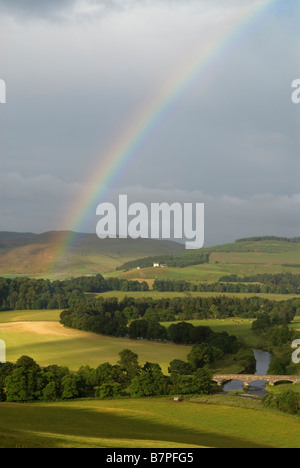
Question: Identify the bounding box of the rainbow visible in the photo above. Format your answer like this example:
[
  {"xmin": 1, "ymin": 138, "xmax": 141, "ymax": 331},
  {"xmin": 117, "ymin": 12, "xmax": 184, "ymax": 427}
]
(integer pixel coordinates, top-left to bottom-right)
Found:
[{"xmin": 49, "ymin": 0, "xmax": 280, "ymax": 274}]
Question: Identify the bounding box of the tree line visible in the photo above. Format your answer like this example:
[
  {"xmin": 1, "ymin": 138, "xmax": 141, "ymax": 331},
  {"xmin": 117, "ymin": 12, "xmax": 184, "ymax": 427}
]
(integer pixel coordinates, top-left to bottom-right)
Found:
[
  {"xmin": 0, "ymin": 350, "xmax": 214, "ymax": 402},
  {"xmin": 218, "ymin": 273, "xmax": 300, "ymax": 295},
  {"xmin": 59, "ymin": 294, "xmax": 296, "ymax": 327},
  {"xmin": 1, "ymin": 352, "xmax": 298, "ymax": 415},
  {"xmin": 153, "ymin": 273, "xmax": 300, "ymax": 295},
  {"xmin": 0, "ymin": 336, "xmax": 259, "ymax": 403},
  {"xmin": 2, "ymin": 272, "xmax": 299, "ymax": 314},
  {"xmin": 117, "ymin": 251, "xmax": 210, "ymax": 271},
  {"xmin": 235, "ymin": 236, "xmax": 300, "ymax": 244},
  {"xmin": 60, "ymin": 298, "xmax": 248, "ymax": 353},
  {"xmin": 0, "ymin": 275, "xmax": 148, "ymax": 311}
]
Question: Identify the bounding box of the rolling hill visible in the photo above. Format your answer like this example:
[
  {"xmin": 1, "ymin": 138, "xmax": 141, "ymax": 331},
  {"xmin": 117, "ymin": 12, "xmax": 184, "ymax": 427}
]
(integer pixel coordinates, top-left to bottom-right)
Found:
[
  {"xmin": 1, "ymin": 232, "xmax": 300, "ymax": 283},
  {"xmin": 0, "ymin": 231, "xmax": 185, "ymax": 279},
  {"xmin": 116, "ymin": 236, "xmax": 300, "ymax": 283}
]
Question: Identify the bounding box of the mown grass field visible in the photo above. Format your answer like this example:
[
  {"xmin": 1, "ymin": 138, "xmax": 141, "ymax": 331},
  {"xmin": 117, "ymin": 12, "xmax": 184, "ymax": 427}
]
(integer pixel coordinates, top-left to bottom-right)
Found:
[{"xmin": 0, "ymin": 397, "xmax": 299, "ymax": 448}]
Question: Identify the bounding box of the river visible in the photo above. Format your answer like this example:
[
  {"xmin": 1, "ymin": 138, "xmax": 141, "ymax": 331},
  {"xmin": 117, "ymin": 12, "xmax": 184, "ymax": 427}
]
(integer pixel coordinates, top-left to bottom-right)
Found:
[{"xmin": 223, "ymin": 350, "xmax": 272, "ymax": 398}]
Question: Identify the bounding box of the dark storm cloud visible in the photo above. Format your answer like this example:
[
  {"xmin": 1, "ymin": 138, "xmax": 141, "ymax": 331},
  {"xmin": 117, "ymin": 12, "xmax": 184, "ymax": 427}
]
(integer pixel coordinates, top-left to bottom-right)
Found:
[
  {"xmin": 0, "ymin": 0, "xmax": 76, "ymax": 19},
  {"xmin": 0, "ymin": 0, "xmax": 196, "ymax": 21}
]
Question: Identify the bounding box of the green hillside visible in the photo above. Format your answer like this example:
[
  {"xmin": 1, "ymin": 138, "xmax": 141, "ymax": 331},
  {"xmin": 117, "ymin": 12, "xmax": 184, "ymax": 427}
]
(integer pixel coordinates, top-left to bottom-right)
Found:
[
  {"xmin": 116, "ymin": 237, "xmax": 300, "ymax": 283},
  {"xmin": 2, "ymin": 233, "xmax": 300, "ymax": 283},
  {"xmin": 1, "ymin": 397, "xmax": 300, "ymax": 448},
  {"xmin": 0, "ymin": 232, "xmax": 184, "ymax": 279}
]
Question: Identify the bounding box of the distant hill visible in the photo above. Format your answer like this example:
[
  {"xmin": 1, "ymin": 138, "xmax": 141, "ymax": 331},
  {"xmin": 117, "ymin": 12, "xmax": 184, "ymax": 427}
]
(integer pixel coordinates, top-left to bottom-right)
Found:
[
  {"xmin": 118, "ymin": 237, "xmax": 300, "ymax": 270},
  {"xmin": 1, "ymin": 232, "xmax": 300, "ymax": 282},
  {"xmin": 116, "ymin": 237, "xmax": 300, "ymax": 283},
  {"xmin": 0, "ymin": 231, "xmax": 185, "ymax": 278}
]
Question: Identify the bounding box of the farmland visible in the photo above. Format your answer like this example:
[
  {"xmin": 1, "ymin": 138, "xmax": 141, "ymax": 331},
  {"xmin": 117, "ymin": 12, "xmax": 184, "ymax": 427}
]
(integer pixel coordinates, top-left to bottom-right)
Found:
[
  {"xmin": 0, "ymin": 310, "xmax": 191, "ymax": 373},
  {"xmin": 1, "ymin": 236, "xmax": 300, "ymax": 448},
  {"xmin": 0, "ymin": 397, "xmax": 300, "ymax": 448}
]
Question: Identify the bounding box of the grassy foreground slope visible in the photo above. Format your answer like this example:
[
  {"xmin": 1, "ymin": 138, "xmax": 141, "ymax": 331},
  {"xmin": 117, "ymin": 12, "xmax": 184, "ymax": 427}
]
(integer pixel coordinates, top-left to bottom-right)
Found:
[{"xmin": 0, "ymin": 397, "xmax": 300, "ymax": 448}]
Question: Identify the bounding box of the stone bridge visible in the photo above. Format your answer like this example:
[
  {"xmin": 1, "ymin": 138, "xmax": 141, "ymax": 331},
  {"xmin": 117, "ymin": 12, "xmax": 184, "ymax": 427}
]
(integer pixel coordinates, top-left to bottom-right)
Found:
[{"xmin": 213, "ymin": 374, "xmax": 300, "ymax": 387}]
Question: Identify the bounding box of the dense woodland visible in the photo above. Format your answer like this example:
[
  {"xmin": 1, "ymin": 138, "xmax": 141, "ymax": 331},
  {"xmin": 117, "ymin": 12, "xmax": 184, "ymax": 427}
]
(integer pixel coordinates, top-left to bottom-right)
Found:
[
  {"xmin": 59, "ymin": 296, "xmax": 252, "ymax": 349},
  {"xmin": 0, "ymin": 275, "xmax": 148, "ymax": 311},
  {"xmin": 2, "ymin": 269, "xmax": 299, "ymax": 316}
]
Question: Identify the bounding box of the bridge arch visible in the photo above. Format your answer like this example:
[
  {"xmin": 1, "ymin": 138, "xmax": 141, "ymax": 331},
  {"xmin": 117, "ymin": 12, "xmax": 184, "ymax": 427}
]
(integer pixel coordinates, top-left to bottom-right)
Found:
[{"xmin": 272, "ymin": 378, "xmax": 296, "ymax": 386}]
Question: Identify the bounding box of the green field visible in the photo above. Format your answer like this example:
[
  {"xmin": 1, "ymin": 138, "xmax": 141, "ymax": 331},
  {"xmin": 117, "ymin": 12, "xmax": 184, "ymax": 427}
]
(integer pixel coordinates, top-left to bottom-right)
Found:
[
  {"xmin": 0, "ymin": 310, "xmax": 296, "ymax": 372},
  {"xmin": 0, "ymin": 309, "xmax": 61, "ymax": 323},
  {"xmin": 0, "ymin": 303, "xmax": 299, "ymax": 449},
  {"xmin": 115, "ymin": 240, "xmax": 300, "ymax": 283},
  {"xmin": 0, "ymin": 397, "xmax": 299, "ymax": 448},
  {"xmin": 116, "ymin": 263, "xmax": 300, "ymax": 283},
  {"xmin": 93, "ymin": 290, "xmax": 298, "ymax": 302},
  {"xmin": 0, "ymin": 310, "xmax": 191, "ymax": 373},
  {"xmin": 161, "ymin": 318, "xmax": 260, "ymax": 348}
]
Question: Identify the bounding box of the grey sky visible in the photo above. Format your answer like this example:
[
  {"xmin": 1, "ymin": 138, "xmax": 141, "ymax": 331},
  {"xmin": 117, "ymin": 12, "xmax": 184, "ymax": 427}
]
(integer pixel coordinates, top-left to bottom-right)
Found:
[{"xmin": 0, "ymin": 0, "xmax": 299, "ymax": 246}]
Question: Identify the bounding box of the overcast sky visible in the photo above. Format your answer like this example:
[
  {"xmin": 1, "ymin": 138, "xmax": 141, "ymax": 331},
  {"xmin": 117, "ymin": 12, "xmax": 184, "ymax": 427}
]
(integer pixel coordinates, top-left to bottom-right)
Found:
[{"xmin": 0, "ymin": 0, "xmax": 299, "ymax": 246}]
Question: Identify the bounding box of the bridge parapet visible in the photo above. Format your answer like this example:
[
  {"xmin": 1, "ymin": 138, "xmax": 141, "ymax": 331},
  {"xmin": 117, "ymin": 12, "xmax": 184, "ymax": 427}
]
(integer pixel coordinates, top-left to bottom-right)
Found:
[{"xmin": 213, "ymin": 374, "xmax": 300, "ymax": 387}]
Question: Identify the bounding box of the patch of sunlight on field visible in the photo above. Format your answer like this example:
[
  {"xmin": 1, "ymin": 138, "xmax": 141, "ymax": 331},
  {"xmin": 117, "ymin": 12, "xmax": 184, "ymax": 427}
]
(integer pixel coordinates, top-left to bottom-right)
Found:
[
  {"xmin": 0, "ymin": 310, "xmax": 61, "ymax": 323},
  {"xmin": 0, "ymin": 320, "xmax": 191, "ymax": 372}
]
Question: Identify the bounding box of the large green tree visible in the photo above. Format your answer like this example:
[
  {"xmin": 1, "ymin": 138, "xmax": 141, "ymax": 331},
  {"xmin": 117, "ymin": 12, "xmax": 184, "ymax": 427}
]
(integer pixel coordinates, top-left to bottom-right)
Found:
[{"xmin": 118, "ymin": 349, "xmax": 141, "ymax": 383}]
